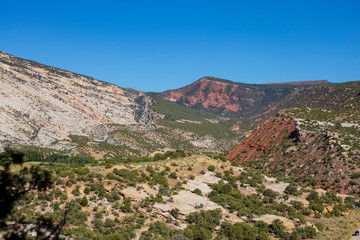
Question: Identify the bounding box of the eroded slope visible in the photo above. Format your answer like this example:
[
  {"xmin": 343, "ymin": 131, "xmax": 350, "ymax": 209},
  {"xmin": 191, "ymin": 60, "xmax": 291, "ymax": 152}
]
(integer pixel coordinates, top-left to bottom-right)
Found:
[
  {"xmin": 0, "ymin": 51, "xmax": 157, "ymax": 151},
  {"xmin": 228, "ymin": 108, "xmax": 360, "ymax": 194}
]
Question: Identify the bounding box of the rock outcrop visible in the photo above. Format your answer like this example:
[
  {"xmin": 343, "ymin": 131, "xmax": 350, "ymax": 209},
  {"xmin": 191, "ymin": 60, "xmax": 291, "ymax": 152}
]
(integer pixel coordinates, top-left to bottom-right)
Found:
[
  {"xmin": 161, "ymin": 76, "xmax": 309, "ymax": 116},
  {"xmin": 0, "ymin": 51, "xmax": 159, "ymax": 150},
  {"xmin": 227, "ymin": 113, "xmax": 297, "ymax": 162},
  {"xmin": 227, "ymin": 106, "xmax": 360, "ymax": 194}
]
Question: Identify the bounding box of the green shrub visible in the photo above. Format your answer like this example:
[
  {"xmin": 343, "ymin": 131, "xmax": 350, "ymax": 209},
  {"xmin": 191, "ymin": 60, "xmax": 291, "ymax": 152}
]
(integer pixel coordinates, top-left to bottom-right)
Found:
[
  {"xmin": 314, "ymin": 222, "xmax": 324, "ymax": 231},
  {"xmin": 80, "ymin": 196, "xmax": 88, "ymax": 207},
  {"xmin": 169, "ymin": 172, "xmax": 178, "ymax": 179},
  {"xmin": 187, "ymin": 209, "xmax": 222, "ymax": 230},
  {"xmin": 270, "ymin": 219, "xmax": 288, "ymax": 239},
  {"xmin": 193, "ymin": 188, "xmax": 203, "ymax": 196},
  {"xmin": 121, "ymin": 198, "xmax": 132, "ymax": 213},
  {"xmin": 104, "ymin": 218, "xmax": 116, "ymax": 228},
  {"xmin": 170, "ymin": 208, "xmax": 180, "ymax": 218},
  {"xmin": 284, "ymin": 184, "xmax": 298, "ymax": 195},
  {"xmin": 84, "ymin": 186, "xmax": 90, "ymax": 195},
  {"xmin": 263, "ymin": 188, "xmax": 279, "ymax": 198},
  {"xmin": 71, "ymin": 185, "xmax": 80, "ymax": 196},
  {"xmin": 309, "ymin": 202, "xmax": 324, "ymax": 213},
  {"xmin": 208, "ymin": 165, "xmax": 215, "ymax": 171}
]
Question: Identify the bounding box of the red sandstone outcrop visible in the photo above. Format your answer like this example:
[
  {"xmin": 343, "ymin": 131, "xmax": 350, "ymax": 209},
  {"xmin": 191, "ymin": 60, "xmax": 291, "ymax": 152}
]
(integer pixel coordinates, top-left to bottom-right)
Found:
[
  {"xmin": 227, "ymin": 113, "xmax": 296, "ymax": 162},
  {"xmin": 161, "ymin": 76, "xmax": 308, "ymax": 116}
]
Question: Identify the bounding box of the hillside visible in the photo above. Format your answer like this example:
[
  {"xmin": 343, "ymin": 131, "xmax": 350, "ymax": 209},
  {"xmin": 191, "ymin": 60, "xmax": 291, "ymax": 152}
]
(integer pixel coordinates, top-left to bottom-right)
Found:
[
  {"xmin": 3, "ymin": 151, "xmax": 360, "ymax": 239},
  {"xmin": 291, "ymin": 81, "xmax": 360, "ymax": 111},
  {"xmin": 228, "ymin": 105, "xmax": 360, "ymax": 195},
  {"xmin": 0, "ymin": 52, "xmax": 244, "ymax": 157},
  {"xmin": 0, "ymin": 51, "xmax": 159, "ymax": 149},
  {"xmin": 1, "ymin": 51, "xmax": 359, "ymax": 162},
  {"xmin": 1, "ymin": 51, "xmax": 360, "ymax": 239},
  {"xmin": 160, "ymin": 76, "xmax": 329, "ymax": 117}
]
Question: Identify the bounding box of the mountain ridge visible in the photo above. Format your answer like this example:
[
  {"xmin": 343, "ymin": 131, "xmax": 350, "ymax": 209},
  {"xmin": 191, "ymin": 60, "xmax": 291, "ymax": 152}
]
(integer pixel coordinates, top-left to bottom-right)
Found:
[
  {"xmin": 1, "ymin": 50, "xmax": 359, "ymax": 163},
  {"xmin": 262, "ymin": 79, "xmax": 331, "ymax": 85},
  {"xmin": 0, "ymin": 51, "xmax": 245, "ymax": 156},
  {"xmin": 0, "ymin": 51, "xmax": 160, "ymax": 152},
  {"xmin": 161, "ymin": 76, "xmax": 315, "ymax": 116}
]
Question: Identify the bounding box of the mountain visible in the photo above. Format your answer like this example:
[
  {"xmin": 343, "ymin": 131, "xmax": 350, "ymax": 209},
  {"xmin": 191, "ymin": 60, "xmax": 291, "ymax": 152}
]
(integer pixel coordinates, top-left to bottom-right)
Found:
[
  {"xmin": 160, "ymin": 76, "xmax": 330, "ymax": 116},
  {"xmin": 0, "ymin": 51, "xmax": 161, "ymax": 152},
  {"xmin": 2, "ymin": 50, "xmax": 359, "ymax": 163},
  {"xmin": 226, "ymin": 78, "xmax": 360, "ymax": 162},
  {"xmin": 2, "ymin": 54, "xmax": 360, "ymax": 239},
  {"xmin": 0, "ymin": 52, "xmax": 243, "ymax": 156}
]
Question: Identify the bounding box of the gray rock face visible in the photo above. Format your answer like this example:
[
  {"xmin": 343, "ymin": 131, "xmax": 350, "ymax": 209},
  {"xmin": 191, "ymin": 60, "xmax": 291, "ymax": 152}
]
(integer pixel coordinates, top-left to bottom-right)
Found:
[{"xmin": 0, "ymin": 51, "xmax": 158, "ymax": 150}]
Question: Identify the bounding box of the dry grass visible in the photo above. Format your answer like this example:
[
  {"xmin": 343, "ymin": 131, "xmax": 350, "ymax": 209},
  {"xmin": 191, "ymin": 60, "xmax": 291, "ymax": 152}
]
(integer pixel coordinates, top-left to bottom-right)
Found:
[
  {"xmin": 0, "ymin": 161, "xmax": 43, "ymax": 171},
  {"xmin": 313, "ymin": 209, "xmax": 360, "ymax": 240}
]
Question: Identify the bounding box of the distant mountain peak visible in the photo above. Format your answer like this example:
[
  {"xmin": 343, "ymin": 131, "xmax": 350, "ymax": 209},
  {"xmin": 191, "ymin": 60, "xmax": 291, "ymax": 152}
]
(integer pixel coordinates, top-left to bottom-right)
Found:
[
  {"xmin": 161, "ymin": 76, "xmax": 306, "ymax": 115},
  {"xmin": 198, "ymin": 76, "xmax": 229, "ymax": 82},
  {"xmin": 196, "ymin": 76, "xmax": 240, "ymax": 85}
]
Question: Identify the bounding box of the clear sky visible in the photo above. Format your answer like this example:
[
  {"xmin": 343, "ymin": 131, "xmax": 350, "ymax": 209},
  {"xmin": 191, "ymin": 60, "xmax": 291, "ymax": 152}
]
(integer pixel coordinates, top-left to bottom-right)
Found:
[{"xmin": 0, "ymin": 0, "xmax": 359, "ymax": 92}]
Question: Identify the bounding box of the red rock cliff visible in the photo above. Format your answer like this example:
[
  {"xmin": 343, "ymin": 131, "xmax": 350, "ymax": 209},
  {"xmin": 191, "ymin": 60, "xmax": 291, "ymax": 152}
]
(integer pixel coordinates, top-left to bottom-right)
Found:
[{"xmin": 227, "ymin": 113, "xmax": 296, "ymax": 162}]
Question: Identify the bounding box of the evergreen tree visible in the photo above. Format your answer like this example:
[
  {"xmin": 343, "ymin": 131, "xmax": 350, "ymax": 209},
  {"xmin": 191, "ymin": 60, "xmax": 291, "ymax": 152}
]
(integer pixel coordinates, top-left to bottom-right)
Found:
[{"xmin": 80, "ymin": 196, "xmax": 88, "ymax": 207}]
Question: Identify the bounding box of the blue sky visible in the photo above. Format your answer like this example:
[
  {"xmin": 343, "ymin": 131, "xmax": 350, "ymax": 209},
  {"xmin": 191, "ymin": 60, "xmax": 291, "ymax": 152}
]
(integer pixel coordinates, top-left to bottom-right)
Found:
[{"xmin": 0, "ymin": 0, "xmax": 359, "ymax": 92}]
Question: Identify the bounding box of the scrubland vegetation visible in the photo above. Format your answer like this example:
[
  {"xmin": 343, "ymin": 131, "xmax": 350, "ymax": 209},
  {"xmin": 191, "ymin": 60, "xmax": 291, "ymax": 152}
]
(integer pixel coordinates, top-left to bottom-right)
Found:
[{"xmin": 1, "ymin": 148, "xmax": 359, "ymax": 240}]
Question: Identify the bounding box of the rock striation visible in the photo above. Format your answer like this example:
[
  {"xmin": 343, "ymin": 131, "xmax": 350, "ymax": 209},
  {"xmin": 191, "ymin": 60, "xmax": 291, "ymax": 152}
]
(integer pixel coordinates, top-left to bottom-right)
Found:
[
  {"xmin": 227, "ymin": 113, "xmax": 297, "ymax": 162},
  {"xmin": 161, "ymin": 76, "xmax": 310, "ymax": 116},
  {"xmin": 0, "ymin": 51, "xmax": 159, "ymax": 150}
]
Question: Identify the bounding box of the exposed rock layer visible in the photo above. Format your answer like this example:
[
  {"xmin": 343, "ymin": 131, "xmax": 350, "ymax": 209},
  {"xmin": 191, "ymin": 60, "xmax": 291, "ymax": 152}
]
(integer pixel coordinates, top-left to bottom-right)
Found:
[
  {"xmin": 161, "ymin": 76, "xmax": 313, "ymax": 116},
  {"xmin": 227, "ymin": 108, "xmax": 360, "ymax": 194},
  {"xmin": 227, "ymin": 113, "xmax": 296, "ymax": 161},
  {"xmin": 0, "ymin": 51, "xmax": 158, "ymax": 150}
]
